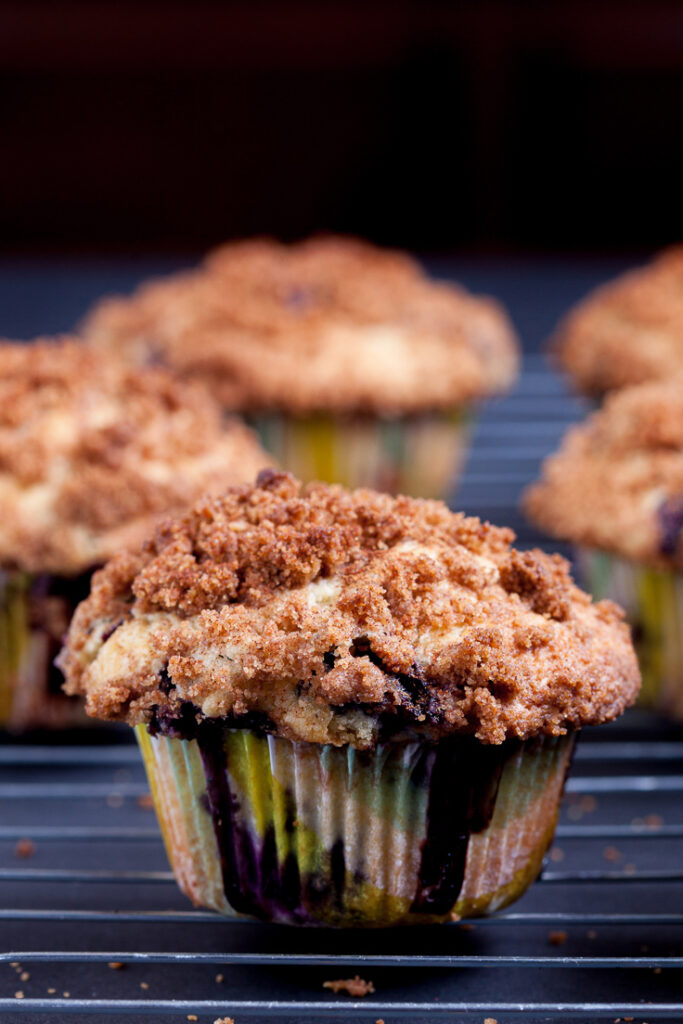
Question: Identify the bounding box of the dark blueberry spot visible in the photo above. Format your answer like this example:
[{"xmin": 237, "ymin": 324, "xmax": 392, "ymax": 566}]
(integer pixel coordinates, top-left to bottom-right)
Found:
[
  {"xmin": 323, "ymin": 648, "xmax": 337, "ymax": 671},
  {"xmin": 158, "ymin": 666, "xmax": 175, "ymax": 695},
  {"xmin": 658, "ymin": 496, "xmax": 683, "ymax": 557},
  {"xmin": 223, "ymin": 710, "xmax": 276, "ymax": 734},
  {"xmin": 101, "ymin": 618, "xmax": 124, "ymax": 644},
  {"xmin": 148, "ymin": 701, "xmax": 199, "ymax": 740}
]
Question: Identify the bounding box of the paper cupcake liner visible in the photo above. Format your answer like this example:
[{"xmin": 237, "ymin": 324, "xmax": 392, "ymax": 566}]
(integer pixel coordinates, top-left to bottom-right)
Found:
[
  {"xmin": 577, "ymin": 548, "xmax": 683, "ymax": 716},
  {"xmin": 0, "ymin": 569, "xmax": 89, "ymax": 731},
  {"xmin": 249, "ymin": 410, "xmax": 473, "ymax": 499},
  {"xmin": 136, "ymin": 723, "xmax": 574, "ymax": 927}
]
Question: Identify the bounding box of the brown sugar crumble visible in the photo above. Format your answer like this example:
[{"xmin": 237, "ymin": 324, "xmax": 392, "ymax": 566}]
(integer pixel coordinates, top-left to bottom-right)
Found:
[
  {"xmin": 0, "ymin": 337, "xmax": 271, "ymax": 575},
  {"xmin": 107, "ymin": 962, "xmax": 124, "ymax": 970},
  {"xmin": 83, "ymin": 235, "xmax": 519, "ymax": 415},
  {"xmin": 213, "ymin": 1018, "xmax": 235, "ymax": 1024},
  {"xmin": 13, "ymin": 838, "xmax": 35, "ymax": 859},
  {"xmin": 323, "ymin": 975, "xmax": 375, "ymax": 997},
  {"xmin": 60, "ymin": 472, "xmax": 640, "ymax": 748}
]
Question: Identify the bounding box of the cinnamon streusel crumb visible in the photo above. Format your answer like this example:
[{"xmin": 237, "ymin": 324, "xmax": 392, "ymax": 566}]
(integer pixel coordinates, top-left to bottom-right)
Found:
[
  {"xmin": 525, "ymin": 377, "xmax": 683, "ymax": 569},
  {"xmin": 0, "ymin": 337, "xmax": 272, "ymax": 574},
  {"xmin": 83, "ymin": 236, "xmax": 519, "ymax": 414},
  {"xmin": 554, "ymin": 246, "xmax": 683, "ymax": 395},
  {"xmin": 60, "ymin": 472, "xmax": 640, "ymax": 748}
]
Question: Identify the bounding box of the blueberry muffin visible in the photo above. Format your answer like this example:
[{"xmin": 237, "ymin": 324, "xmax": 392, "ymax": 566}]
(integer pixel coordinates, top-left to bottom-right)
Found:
[
  {"xmin": 82, "ymin": 236, "xmax": 519, "ymax": 499},
  {"xmin": 555, "ymin": 246, "xmax": 683, "ymax": 397},
  {"xmin": 60, "ymin": 471, "xmax": 638, "ymax": 926},
  {"xmin": 526, "ymin": 378, "xmax": 683, "ymax": 714},
  {"xmin": 0, "ymin": 338, "xmax": 272, "ymax": 730}
]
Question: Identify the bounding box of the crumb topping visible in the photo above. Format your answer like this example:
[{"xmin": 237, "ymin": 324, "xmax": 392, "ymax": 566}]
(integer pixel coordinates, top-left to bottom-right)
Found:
[
  {"xmin": 0, "ymin": 338, "xmax": 272, "ymax": 574},
  {"xmin": 555, "ymin": 246, "xmax": 683, "ymax": 395},
  {"xmin": 82, "ymin": 236, "xmax": 519, "ymax": 414},
  {"xmin": 525, "ymin": 378, "xmax": 683, "ymax": 569},
  {"xmin": 60, "ymin": 472, "xmax": 640, "ymax": 747}
]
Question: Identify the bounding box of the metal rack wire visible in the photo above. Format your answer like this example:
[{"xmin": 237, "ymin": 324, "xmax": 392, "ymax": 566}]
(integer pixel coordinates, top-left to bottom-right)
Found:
[{"xmin": 1, "ymin": 266, "xmax": 682, "ymax": 1021}]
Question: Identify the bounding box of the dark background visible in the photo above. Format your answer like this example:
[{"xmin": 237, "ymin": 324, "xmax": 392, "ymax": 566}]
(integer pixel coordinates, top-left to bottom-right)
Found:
[{"xmin": 1, "ymin": 0, "xmax": 682, "ymax": 256}]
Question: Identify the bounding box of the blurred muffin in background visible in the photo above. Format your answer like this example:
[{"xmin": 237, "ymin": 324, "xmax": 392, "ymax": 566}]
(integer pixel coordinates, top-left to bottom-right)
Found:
[
  {"xmin": 525, "ymin": 378, "xmax": 683, "ymax": 715},
  {"xmin": 60, "ymin": 471, "xmax": 638, "ymax": 927},
  {"xmin": 0, "ymin": 338, "xmax": 272, "ymax": 731},
  {"xmin": 554, "ymin": 246, "xmax": 683, "ymax": 398},
  {"xmin": 82, "ymin": 236, "xmax": 519, "ymax": 499}
]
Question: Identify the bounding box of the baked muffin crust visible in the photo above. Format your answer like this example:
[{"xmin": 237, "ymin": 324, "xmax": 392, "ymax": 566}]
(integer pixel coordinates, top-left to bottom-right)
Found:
[
  {"xmin": 525, "ymin": 378, "xmax": 683, "ymax": 570},
  {"xmin": 60, "ymin": 471, "xmax": 639, "ymax": 748},
  {"xmin": 82, "ymin": 236, "xmax": 519, "ymax": 414},
  {"xmin": 0, "ymin": 338, "xmax": 272, "ymax": 575},
  {"xmin": 555, "ymin": 246, "xmax": 683, "ymax": 395}
]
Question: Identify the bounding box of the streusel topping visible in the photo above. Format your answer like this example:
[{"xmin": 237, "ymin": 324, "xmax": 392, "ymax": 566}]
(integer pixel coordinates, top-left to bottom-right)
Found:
[
  {"xmin": 555, "ymin": 246, "xmax": 683, "ymax": 395},
  {"xmin": 525, "ymin": 378, "xmax": 683, "ymax": 569},
  {"xmin": 82, "ymin": 236, "xmax": 519, "ymax": 414},
  {"xmin": 0, "ymin": 338, "xmax": 272, "ymax": 574},
  {"xmin": 60, "ymin": 471, "xmax": 639, "ymax": 748}
]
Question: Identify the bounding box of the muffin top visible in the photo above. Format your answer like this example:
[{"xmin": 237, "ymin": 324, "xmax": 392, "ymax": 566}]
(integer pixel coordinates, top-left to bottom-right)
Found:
[
  {"xmin": 82, "ymin": 236, "xmax": 519, "ymax": 414},
  {"xmin": 60, "ymin": 471, "xmax": 639, "ymax": 748},
  {"xmin": 525, "ymin": 378, "xmax": 683, "ymax": 569},
  {"xmin": 555, "ymin": 246, "xmax": 683, "ymax": 395},
  {"xmin": 0, "ymin": 338, "xmax": 272, "ymax": 575}
]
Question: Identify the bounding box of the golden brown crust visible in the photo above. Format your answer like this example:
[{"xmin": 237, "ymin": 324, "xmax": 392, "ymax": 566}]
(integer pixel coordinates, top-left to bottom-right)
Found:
[
  {"xmin": 525, "ymin": 378, "xmax": 683, "ymax": 569},
  {"xmin": 59, "ymin": 472, "xmax": 640, "ymax": 747},
  {"xmin": 555, "ymin": 247, "xmax": 683, "ymax": 395},
  {"xmin": 0, "ymin": 338, "xmax": 273, "ymax": 575},
  {"xmin": 82, "ymin": 236, "xmax": 519, "ymax": 414}
]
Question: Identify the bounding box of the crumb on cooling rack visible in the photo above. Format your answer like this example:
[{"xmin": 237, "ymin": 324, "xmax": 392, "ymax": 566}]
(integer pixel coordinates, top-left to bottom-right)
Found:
[
  {"xmin": 549, "ymin": 930, "xmax": 568, "ymax": 946},
  {"xmin": 19, "ymin": 972, "xmax": 30, "ymax": 982},
  {"xmin": 549, "ymin": 846, "xmax": 565, "ymax": 862},
  {"xmin": 323, "ymin": 975, "xmax": 375, "ymax": 996},
  {"xmin": 213, "ymin": 1017, "xmax": 235, "ymax": 1024},
  {"xmin": 624, "ymin": 863, "xmax": 637, "ymax": 875},
  {"xmin": 186, "ymin": 1016, "xmax": 197, "ymax": 1022},
  {"xmin": 603, "ymin": 845, "xmax": 622, "ymax": 862},
  {"xmin": 108, "ymin": 962, "xmax": 124, "ymax": 970},
  {"xmin": 587, "ymin": 930, "xmax": 597, "ymax": 939},
  {"xmin": 47, "ymin": 988, "xmax": 56, "ymax": 994},
  {"xmin": 484, "ymin": 1018, "xmax": 499, "ymax": 1023},
  {"xmin": 137, "ymin": 793, "xmax": 154, "ymax": 809},
  {"xmin": 14, "ymin": 838, "xmax": 35, "ymax": 859},
  {"xmin": 14, "ymin": 992, "xmax": 23, "ymax": 999},
  {"xmin": 140, "ymin": 981, "xmax": 149, "ymax": 990},
  {"xmin": 215, "ymin": 973, "xmax": 224, "ymax": 983}
]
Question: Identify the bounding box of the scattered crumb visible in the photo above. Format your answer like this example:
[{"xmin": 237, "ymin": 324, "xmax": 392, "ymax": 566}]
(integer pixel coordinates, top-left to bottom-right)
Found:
[
  {"xmin": 459, "ymin": 923, "xmax": 476, "ymax": 931},
  {"xmin": 549, "ymin": 930, "xmax": 568, "ymax": 946},
  {"xmin": 603, "ymin": 845, "xmax": 622, "ymax": 862},
  {"xmin": 215, "ymin": 973, "xmax": 224, "ymax": 983},
  {"xmin": 323, "ymin": 975, "xmax": 375, "ymax": 997},
  {"xmin": 485, "ymin": 1019, "xmax": 498, "ymax": 1024},
  {"xmin": 580, "ymin": 795, "xmax": 597, "ymax": 813},
  {"xmin": 213, "ymin": 1018, "xmax": 235, "ymax": 1024},
  {"xmin": 137, "ymin": 793, "xmax": 154, "ymax": 810},
  {"xmin": 47, "ymin": 988, "xmax": 56, "ymax": 994},
  {"xmin": 63, "ymin": 991, "xmax": 70, "ymax": 997},
  {"xmin": 376, "ymin": 1020, "xmax": 386, "ymax": 1024},
  {"xmin": 107, "ymin": 793, "xmax": 124, "ymax": 809},
  {"xmin": 654, "ymin": 966, "xmax": 662, "ymax": 974},
  {"xmin": 587, "ymin": 930, "xmax": 597, "ymax": 939},
  {"xmin": 9, "ymin": 962, "xmax": 19, "ymax": 968},
  {"xmin": 644, "ymin": 814, "xmax": 663, "ymax": 828},
  {"xmin": 567, "ymin": 805, "xmax": 583, "ymax": 821},
  {"xmin": 549, "ymin": 846, "xmax": 565, "ymax": 862},
  {"xmin": 140, "ymin": 981, "xmax": 149, "ymax": 990},
  {"xmin": 624, "ymin": 863, "xmax": 637, "ymax": 875},
  {"xmin": 14, "ymin": 839, "xmax": 35, "ymax": 859},
  {"xmin": 108, "ymin": 962, "xmax": 124, "ymax": 970},
  {"xmin": 640, "ymin": 944, "xmax": 649, "ymax": 954},
  {"xmin": 19, "ymin": 972, "xmax": 30, "ymax": 982},
  {"xmin": 14, "ymin": 992, "xmax": 23, "ymax": 1000},
  {"xmin": 624, "ymin": 1018, "xmax": 634, "ymax": 1022},
  {"xmin": 187, "ymin": 1017, "xmax": 198, "ymax": 1022}
]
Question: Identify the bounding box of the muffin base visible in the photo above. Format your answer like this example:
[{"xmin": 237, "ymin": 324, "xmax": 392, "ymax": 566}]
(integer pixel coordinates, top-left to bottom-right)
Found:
[
  {"xmin": 0, "ymin": 569, "xmax": 91, "ymax": 731},
  {"xmin": 250, "ymin": 410, "xmax": 472, "ymax": 499},
  {"xmin": 577, "ymin": 548, "xmax": 682, "ymax": 714},
  {"xmin": 136, "ymin": 723, "xmax": 574, "ymax": 927}
]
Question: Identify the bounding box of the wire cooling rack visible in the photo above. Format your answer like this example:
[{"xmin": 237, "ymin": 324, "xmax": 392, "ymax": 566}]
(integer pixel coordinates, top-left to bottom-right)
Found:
[{"xmin": 1, "ymin": 258, "xmax": 681, "ymax": 1022}]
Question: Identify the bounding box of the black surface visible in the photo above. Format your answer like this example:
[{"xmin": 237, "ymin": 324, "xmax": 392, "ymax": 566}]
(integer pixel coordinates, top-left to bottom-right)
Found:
[{"xmin": 1, "ymin": 257, "xmax": 681, "ymax": 1021}]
